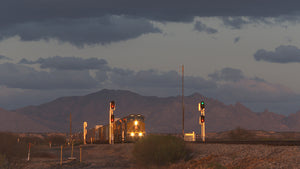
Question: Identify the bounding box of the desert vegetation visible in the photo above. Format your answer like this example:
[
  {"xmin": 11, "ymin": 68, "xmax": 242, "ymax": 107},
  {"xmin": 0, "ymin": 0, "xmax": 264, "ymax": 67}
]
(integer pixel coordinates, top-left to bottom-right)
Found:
[
  {"xmin": 132, "ymin": 135, "xmax": 191, "ymax": 167},
  {"xmin": 0, "ymin": 132, "xmax": 67, "ymax": 169},
  {"xmin": 1, "ymin": 130, "xmax": 300, "ymax": 168},
  {"xmin": 0, "ymin": 132, "xmax": 27, "ymax": 168},
  {"xmin": 228, "ymin": 127, "xmax": 255, "ymax": 141}
]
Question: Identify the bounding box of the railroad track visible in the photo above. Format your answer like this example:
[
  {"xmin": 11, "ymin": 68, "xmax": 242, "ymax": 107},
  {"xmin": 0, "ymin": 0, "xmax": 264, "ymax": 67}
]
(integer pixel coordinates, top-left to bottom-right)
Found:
[{"xmin": 193, "ymin": 140, "xmax": 300, "ymax": 146}]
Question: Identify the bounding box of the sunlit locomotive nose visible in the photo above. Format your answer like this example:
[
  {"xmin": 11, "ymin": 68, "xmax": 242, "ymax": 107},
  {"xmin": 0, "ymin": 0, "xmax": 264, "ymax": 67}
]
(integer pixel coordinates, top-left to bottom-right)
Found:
[{"xmin": 91, "ymin": 114, "xmax": 145, "ymax": 143}]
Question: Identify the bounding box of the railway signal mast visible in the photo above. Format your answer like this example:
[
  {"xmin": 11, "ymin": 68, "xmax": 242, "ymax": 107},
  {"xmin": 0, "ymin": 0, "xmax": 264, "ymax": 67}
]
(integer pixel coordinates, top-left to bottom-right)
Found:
[
  {"xmin": 109, "ymin": 101, "xmax": 115, "ymax": 144},
  {"xmin": 83, "ymin": 121, "xmax": 87, "ymax": 145},
  {"xmin": 199, "ymin": 101, "xmax": 206, "ymax": 142}
]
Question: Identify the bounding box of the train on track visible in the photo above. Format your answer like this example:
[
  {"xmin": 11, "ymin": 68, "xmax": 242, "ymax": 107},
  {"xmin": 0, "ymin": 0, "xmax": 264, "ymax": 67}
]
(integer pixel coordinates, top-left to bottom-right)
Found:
[{"xmin": 87, "ymin": 114, "xmax": 146, "ymax": 143}]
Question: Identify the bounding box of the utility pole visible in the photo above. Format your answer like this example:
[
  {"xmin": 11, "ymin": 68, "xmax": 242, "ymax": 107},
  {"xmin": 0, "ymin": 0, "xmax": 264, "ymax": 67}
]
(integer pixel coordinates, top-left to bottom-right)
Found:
[
  {"xmin": 199, "ymin": 101, "xmax": 206, "ymax": 142},
  {"xmin": 70, "ymin": 113, "xmax": 72, "ymax": 145},
  {"xmin": 182, "ymin": 65, "xmax": 185, "ymax": 138}
]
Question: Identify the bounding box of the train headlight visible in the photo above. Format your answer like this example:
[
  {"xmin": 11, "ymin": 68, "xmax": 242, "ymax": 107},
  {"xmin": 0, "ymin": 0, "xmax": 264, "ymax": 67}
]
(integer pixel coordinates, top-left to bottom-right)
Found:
[
  {"xmin": 134, "ymin": 120, "xmax": 138, "ymax": 126},
  {"xmin": 130, "ymin": 132, "xmax": 134, "ymax": 137},
  {"xmin": 139, "ymin": 132, "xmax": 143, "ymax": 136}
]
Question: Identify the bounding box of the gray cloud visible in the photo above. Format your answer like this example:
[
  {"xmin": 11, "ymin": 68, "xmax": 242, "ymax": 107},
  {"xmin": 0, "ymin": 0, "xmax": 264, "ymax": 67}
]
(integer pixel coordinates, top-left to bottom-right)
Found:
[
  {"xmin": 208, "ymin": 67, "xmax": 245, "ymax": 82},
  {"xmin": 0, "ymin": 55, "xmax": 11, "ymax": 60},
  {"xmin": 111, "ymin": 69, "xmax": 216, "ymax": 89},
  {"xmin": 211, "ymin": 79, "xmax": 295, "ymax": 103},
  {"xmin": 108, "ymin": 67, "xmax": 297, "ymax": 112},
  {"xmin": 254, "ymin": 45, "xmax": 300, "ymax": 63},
  {"xmin": 0, "ymin": 60, "xmax": 297, "ymax": 114},
  {"xmin": 0, "ymin": 16, "xmax": 161, "ymax": 46},
  {"xmin": 0, "ymin": 63, "xmax": 99, "ymax": 89},
  {"xmin": 20, "ymin": 56, "xmax": 110, "ymax": 70},
  {"xmin": 221, "ymin": 17, "xmax": 252, "ymax": 29},
  {"xmin": 194, "ymin": 21, "xmax": 218, "ymax": 34},
  {"xmin": 205, "ymin": 68, "xmax": 297, "ymax": 112},
  {"xmin": 234, "ymin": 37, "xmax": 240, "ymax": 44}
]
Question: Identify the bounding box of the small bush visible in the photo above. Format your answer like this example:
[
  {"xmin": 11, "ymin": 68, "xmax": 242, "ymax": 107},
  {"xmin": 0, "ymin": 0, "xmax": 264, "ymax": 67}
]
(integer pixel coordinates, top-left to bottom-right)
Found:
[
  {"xmin": 0, "ymin": 132, "xmax": 27, "ymax": 161},
  {"xmin": 20, "ymin": 135, "xmax": 45, "ymax": 145},
  {"xmin": 46, "ymin": 135, "xmax": 66, "ymax": 145},
  {"xmin": 228, "ymin": 127, "xmax": 254, "ymax": 141},
  {"xmin": 0, "ymin": 154, "xmax": 9, "ymax": 169},
  {"xmin": 133, "ymin": 135, "xmax": 191, "ymax": 166}
]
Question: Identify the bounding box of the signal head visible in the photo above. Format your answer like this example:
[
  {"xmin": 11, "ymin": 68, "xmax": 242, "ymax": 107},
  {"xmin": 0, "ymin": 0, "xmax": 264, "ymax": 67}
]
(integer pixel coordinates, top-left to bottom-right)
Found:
[
  {"xmin": 200, "ymin": 101, "xmax": 205, "ymax": 109},
  {"xmin": 200, "ymin": 115, "xmax": 205, "ymax": 123},
  {"xmin": 110, "ymin": 101, "xmax": 115, "ymax": 110},
  {"xmin": 111, "ymin": 114, "xmax": 114, "ymax": 122}
]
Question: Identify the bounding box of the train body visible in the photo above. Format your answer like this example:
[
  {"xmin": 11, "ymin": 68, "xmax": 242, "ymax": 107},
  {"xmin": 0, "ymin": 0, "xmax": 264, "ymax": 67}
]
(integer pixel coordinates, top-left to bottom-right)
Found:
[{"xmin": 87, "ymin": 114, "xmax": 145, "ymax": 143}]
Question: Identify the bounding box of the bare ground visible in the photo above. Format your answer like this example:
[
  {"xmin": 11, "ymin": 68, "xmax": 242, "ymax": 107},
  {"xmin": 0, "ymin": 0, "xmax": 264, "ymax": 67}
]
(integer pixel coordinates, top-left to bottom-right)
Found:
[{"xmin": 14, "ymin": 143, "xmax": 300, "ymax": 169}]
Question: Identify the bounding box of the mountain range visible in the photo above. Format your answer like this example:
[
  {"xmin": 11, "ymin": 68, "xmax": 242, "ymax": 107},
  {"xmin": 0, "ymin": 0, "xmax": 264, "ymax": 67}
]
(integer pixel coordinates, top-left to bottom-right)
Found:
[{"xmin": 1, "ymin": 89, "xmax": 300, "ymax": 133}]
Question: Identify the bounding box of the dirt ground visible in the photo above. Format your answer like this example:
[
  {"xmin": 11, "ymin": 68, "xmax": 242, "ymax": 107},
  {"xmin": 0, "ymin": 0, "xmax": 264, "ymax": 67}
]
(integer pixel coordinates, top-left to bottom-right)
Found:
[{"xmin": 15, "ymin": 143, "xmax": 300, "ymax": 169}]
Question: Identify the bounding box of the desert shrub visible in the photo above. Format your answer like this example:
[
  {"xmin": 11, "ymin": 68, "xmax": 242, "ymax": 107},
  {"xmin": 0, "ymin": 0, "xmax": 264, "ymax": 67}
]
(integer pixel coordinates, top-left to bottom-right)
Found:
[
  {"xmin": 20, "ymin": 135, "xmax": 45, "ymax": 145},
  {"xmin": 208, "ymin": 162, "xmax": 227, "ymax": 169},
  {"xmin": 228, "ymin": 127, "xmax": 254, "ymax": 141},
  {"xmin": 0, "ymin": 153, "xmax": 9, "ymax": 169},
  {"xmin": 46, "ymin": 135, "xmax": 66, "ymax": 145},
  {"xmin": 133, "ymin": 135, "xmax": 191, "ymax": 166},
  {"xmin": 0, "ymin": 132, "xmax": 27, "ymax": 161}
]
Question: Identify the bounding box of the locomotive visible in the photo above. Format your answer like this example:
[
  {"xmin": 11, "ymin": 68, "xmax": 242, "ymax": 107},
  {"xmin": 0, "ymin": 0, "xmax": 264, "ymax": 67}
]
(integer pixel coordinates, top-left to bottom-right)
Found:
[{"xmin": 87, "ymin": 114, "xmax": 145, "ymax": 143}]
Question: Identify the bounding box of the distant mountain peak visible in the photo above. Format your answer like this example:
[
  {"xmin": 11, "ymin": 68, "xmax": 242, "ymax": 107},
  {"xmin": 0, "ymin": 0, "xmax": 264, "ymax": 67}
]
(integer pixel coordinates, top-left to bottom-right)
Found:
[
  {"xmin": 86, "ymin": 89, "xmax": 141, "ymax": 97},
  {"xmin": 188, "ymin": 92, "xmax": 204, "ymax": 98},
  {"xmin": 10, "ymin": 89, "xmax": 300, "ymax": 133}
]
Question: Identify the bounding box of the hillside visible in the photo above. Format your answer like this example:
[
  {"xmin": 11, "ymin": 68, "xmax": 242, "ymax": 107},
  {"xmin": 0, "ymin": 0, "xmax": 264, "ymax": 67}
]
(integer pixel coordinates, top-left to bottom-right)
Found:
[
  {"xmin": 0, "ymin": 108, "xmax": 51, "ymax": 132},
  {"xmin": 13, "ymin": 89, "xmax": 299, "ymax": 133}
]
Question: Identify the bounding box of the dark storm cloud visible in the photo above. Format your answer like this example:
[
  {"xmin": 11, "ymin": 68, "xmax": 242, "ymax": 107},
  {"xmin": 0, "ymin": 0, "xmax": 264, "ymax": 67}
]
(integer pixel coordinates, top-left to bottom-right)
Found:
[
  {"xmin": 2, "ymin": 0, "xmax": 300, "ymax": 23},
  {"xmin": 194, "ymin": 21, "xmax": 218, "ymax": 34},
  {"xmin": 0, "ymin": 63, "xmax": 98, "ymax": 89},
  {"xmin": 0, "ymin": 0, "xmax": 300, "ymax": 45},
  {"xmin": 254, "ymin": 45, "xmax": 300, "ymax": 63},
  {"xmin": 208, "ymin": 67, "xmax": 245, "ymax": 82},
  {"xmin": 0, "ymin": 16, "xmax": 161, "ymax": 46},
  {"xmin": 20, "ymin": 56, "xmax": 110, "ymax": 70}
]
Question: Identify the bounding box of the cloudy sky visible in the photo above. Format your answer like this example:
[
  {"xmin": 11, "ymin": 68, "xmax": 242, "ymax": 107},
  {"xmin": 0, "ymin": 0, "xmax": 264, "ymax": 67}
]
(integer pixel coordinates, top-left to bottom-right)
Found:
[{"xmin": 1, "ymin": 0, "xmax": 300, "ymax": 115}]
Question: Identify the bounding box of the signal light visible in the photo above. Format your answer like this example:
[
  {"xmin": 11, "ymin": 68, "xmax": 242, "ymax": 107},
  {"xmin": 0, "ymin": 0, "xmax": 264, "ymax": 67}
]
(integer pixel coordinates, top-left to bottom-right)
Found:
[
  {"xmin": 200, "ymin": 115, "xmax": 205, "ymax": 123},
  {"xmin": 200, "ymin": 101, "xmax": 205, "ymax": 110},
  {"xmin": 111, "ymin": 114, "xmax": 114, "ymax": 122},
  {"xmin": 110, "ymin": 101, "xmax": 115, "ymax": 110}
]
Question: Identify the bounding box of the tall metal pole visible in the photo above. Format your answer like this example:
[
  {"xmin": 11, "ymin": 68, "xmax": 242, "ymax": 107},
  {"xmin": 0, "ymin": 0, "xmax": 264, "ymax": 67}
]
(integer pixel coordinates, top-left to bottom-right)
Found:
[
  {"xmin": 182, "ymin": 65, "xmax": 184, "ymax": 138},
  {"xmin": 70, "ymin": 113, "xmax": 72, "ymax": 144},
  {"xmin": 109, "ymin": 106, "xmax": 111, "ymax": 144}
]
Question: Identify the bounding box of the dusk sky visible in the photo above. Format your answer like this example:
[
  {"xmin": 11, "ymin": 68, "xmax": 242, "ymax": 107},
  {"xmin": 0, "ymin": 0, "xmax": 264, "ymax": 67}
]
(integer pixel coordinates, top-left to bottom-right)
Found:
[{"xmin": 1, "ymin": 0, "xmax": 300, "ymax": 115}]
